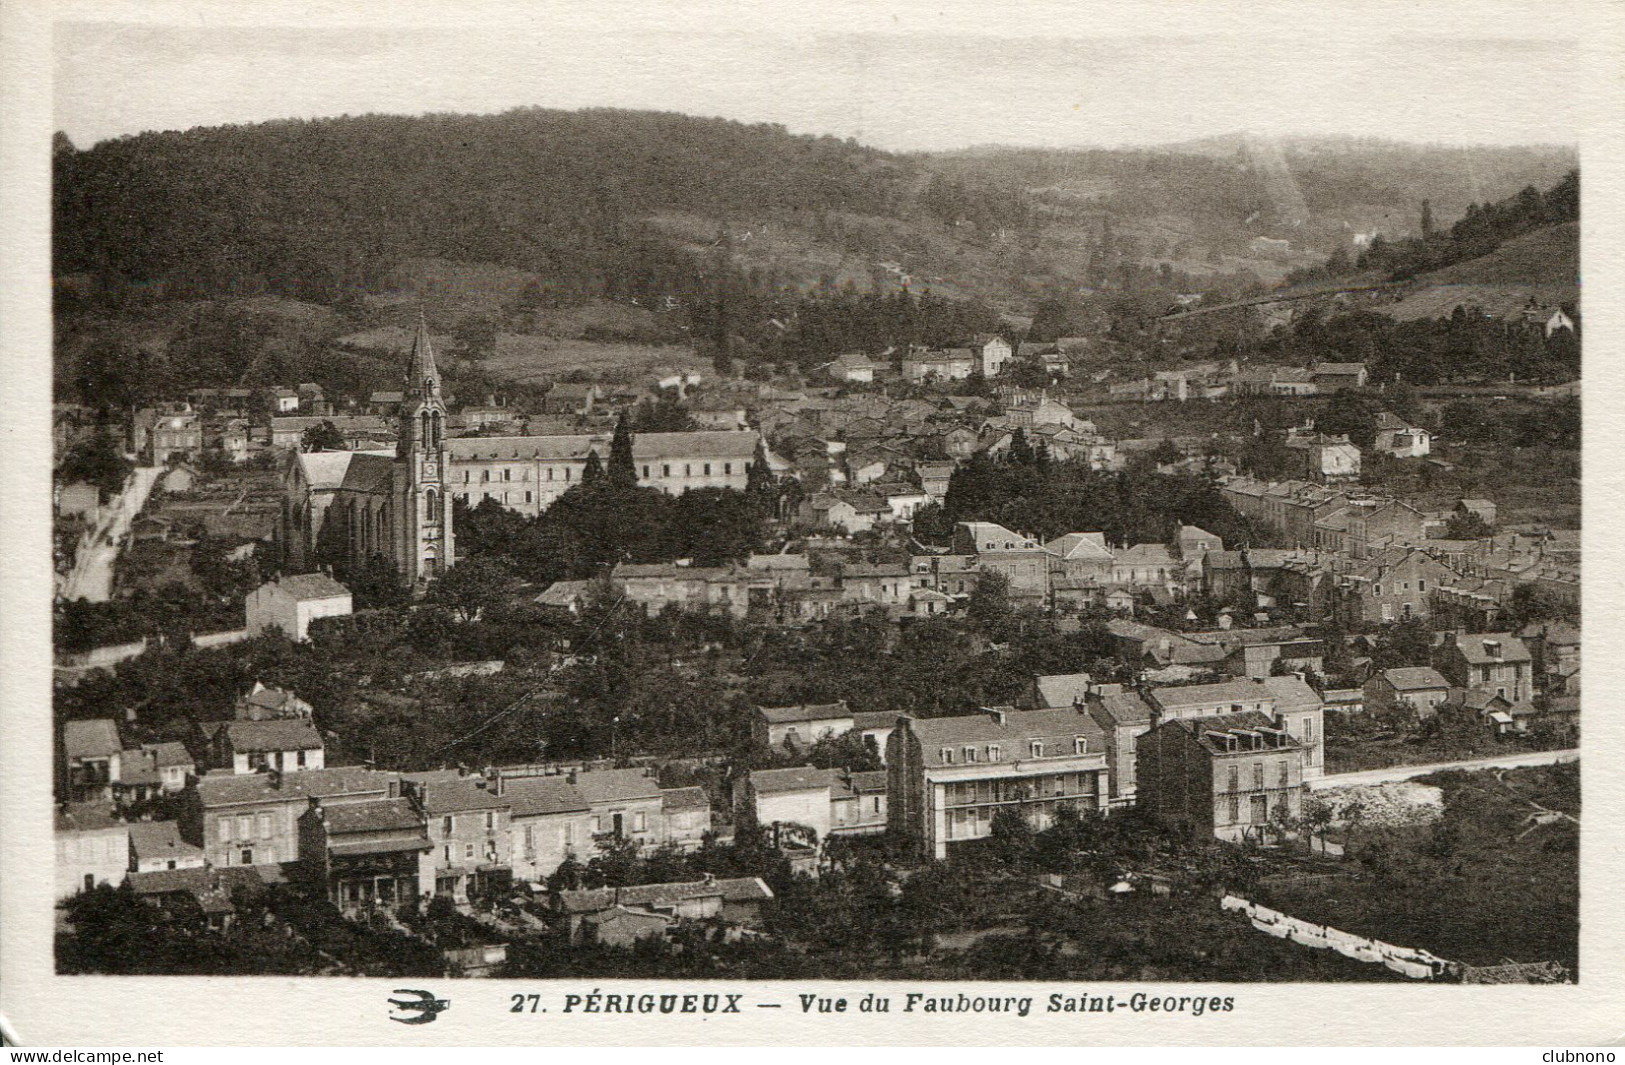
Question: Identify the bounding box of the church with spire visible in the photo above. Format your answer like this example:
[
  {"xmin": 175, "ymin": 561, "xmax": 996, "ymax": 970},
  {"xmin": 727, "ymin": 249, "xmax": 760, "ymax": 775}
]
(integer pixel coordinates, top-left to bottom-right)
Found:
[{"xmin": 280, "ymin": 315, "xmax": 455, "ymax": 586}]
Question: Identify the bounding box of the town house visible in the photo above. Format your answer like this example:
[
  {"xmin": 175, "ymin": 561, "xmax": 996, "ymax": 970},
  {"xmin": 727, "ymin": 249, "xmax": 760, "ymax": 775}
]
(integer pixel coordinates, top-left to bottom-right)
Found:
[
  {"xmin": 245, "ymin": 573, "xmax": 354, "ymax": 643},
  {"xmin": 55, "ymin": 804, "xmax": 131, "ymax": 899},
  {"xmin": 62, "ymin": 719, "xmax": 122, "ymax": 804},
  {"xmin": 754, "ymin": 701, "xmax": 855, "ymax": 753},
  {"xmin": 1083, "ymin": 688, "xmax": 1155, "ymax": 807},
  {"xmin": 299, "ymin": 795, "xmax": 432, "ymax": 916},
  {"xmin": 208, "ymin": 718, "xmax": 325, "ymax": 775},
  {"xmin": 1136, "ymin": 711, "xmax": 1307, "ymax": 843},
  {"xmin": 402, "ymin": 773, "xmax": 513, "ymax": 903},
  {"xmin": 184, "ymin": 765, "xmax": 395, "ymax": 869},
  {"xmin": 1365, "ymin": 666, "xmax": 1453, "ymax": 720},
  {"xmin": 1439, "ymin": 633, "xmax": 1533, "ymax": 704},
  {"xmin": 888, "ymin": 707, "xmax": 1109, "ymax": 860}
]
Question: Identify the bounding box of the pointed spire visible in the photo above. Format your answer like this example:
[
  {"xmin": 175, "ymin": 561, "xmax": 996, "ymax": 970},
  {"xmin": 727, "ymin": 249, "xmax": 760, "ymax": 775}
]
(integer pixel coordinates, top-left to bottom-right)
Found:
[{"xmin": 405, "ymin": 307, "xmax": 441, "ymax": 397}]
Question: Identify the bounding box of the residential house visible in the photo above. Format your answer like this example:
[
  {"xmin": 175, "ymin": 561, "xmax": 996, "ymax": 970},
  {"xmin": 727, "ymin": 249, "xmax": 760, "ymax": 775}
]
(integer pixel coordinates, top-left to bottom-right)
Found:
[
  {"xmin": 245, "ymin": 573, "xmax": 353, "ymax": 642},
  {"xmin": 1439, "ymin": 633, "xmax": 1533, "ymax": 704},
  {"xmin": 1334, "ymin": 547, "xmax": 1459, "ymax": 625},
  {"xmin": 888, "ymin": 707, "xmax": 1109, "ymax": 860},
  {"xmin": 1136, "ymin": 711, "xmax": 1307, "ymax": 843},
  {"xmin": 1046, "ymin": 532, "xmax": 1114, "ymax": 584},
  {"xmin": 147, "ymin": 409, "xmax": 202, "ymax": 465},
  {"xmin": 754, "ymin": 702, "xmax": 854, "ymax": 758},
  {"xmin": 662, "ymin": 787, "xmax": 712, "ymax": 850},
  {"xmin": 502, "ymin": 775, "xmax": 592, "ymax": 884},
  {"xmin": 1312, "ymin": 362, "xmax": 1369, "ymax": 391},
  {"xmin": 852, "ymin": 711, "xmax": 899, "ymax": 764},
  {"xmin": 1456, "ymin": 499, "xmax": 1497, "ymax": 527},
  {"xmin": 55, "ymin": 804, "xmax": 131, "ymax": 899},
  {"xmin": 1285, "ymin": 430, "xmax": 1361, "ymax": 483},
  {"xmin": 299, "ymin": 796, "xmax": 432, "ymax": 915},
  {"xmin": 114, "ymin": 742, "xmax": 195, "ymax": 802},
  {"xmin": 799, "ymin": 490, "xmax": 890, "ymax": 534},
  {"xmin": 1083, "ymin": 688, "xmax": 1155, "ymax": 807},
  {"xmin": 575, "ymin": 767, "xmax": 667, "ymax": 850},
  {"xmin": 826, "ymin": 352, "xmax": 878, "ymax": 384},
  {"xmin": 1175, "ymin": 525, "xmax": 1224, "ymax": 560},
  {"xmin": 1029, "ymin": 673, "xmax": 1095, "ymax": 710},
  {"xmin": 128, "ymin": 821, "xmax": 207, "ymax": 874},
  {"xmin": 971, "ymin": 334, "xmax": 1013, "ymax": 377},
  {"xmin": 1112, "ymin": 543, "xmax": 1182, "ymax": 590},
  {"xmin": 62, "ymin": 719, "xmax": 122, "ymax": 804},
  {"xmin": 1373, "ymin": 413, "xmax": 1431, "ymax": 458},
  {"xmin": 1261, "ymin": 674, "xmax": 1326, "ymax": 779},
  {"xmin": 744, "ymin": 766, "xmax": 835, "ymax": 844},
  {"xmin": 208, "ymin": 718, "xmax": 325, "ymax": 775},
  {"xmin": 184, "ymin": 765, "xmax": 396, "ymax": 869},
  {"xmin": 1365, "ymin": 666, "xmax": 1453, "ymax": 720},
  {"xmin": 954, "ymin": 521, "xmax": 1051, "ymax": 601},
  {"xmin": 234, "ymin": 682, "xmax": 314, "ymax": 723},
  {"xmin": 829, "ymin": 769, "xmax": 889, "ymax": 836},
  {"xmin": 402, "ymin": 774, "xmax": 513, "ymax": 903},
  {"xmin": 901, "ymin": 348, "xmax": 976, "ymax": 383},
  {"xmin": 917, "ymin": 461, "xmax": 956, "ymax": 501},
  {"xmin": 1147, "ymin": 676, "xmax": 1323, "ymax": 778},
  {"xmin": 555, "ymin": 876, "xmax": 774, "ymax": 945}
]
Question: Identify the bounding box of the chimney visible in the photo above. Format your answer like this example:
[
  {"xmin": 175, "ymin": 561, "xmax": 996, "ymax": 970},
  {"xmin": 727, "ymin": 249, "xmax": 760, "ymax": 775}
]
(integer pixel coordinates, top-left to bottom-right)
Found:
[
  {"xmin": 702, "ymin": 872, "xmax": 716, "ymax": 886},
  {"xmin": 268, "ymin": 767, "xmax": 282, "ymax": 789}
]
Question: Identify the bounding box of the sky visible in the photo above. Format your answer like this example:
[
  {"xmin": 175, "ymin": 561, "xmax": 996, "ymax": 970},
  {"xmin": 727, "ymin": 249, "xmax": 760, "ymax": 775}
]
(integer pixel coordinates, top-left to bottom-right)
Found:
[{"xmin": 53, "ymin": 7, "xmax": 1581, "ymax": 153}]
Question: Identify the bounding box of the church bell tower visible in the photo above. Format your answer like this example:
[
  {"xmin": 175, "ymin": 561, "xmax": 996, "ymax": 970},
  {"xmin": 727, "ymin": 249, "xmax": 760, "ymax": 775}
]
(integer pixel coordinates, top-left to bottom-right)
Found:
[{"xmin": 394, "ymin": 312, "xmax": 454, "ymax": 583}]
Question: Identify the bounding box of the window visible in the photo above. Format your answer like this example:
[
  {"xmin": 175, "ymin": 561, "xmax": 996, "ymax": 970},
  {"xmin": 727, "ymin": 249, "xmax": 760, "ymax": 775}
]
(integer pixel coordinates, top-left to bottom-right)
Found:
[
  {"xmin": 547, "ymin": 468, "xmax": 554, "ymax": 481},
  {"xmin": 662, "ymin": 464, "xmax": 671, "ymax": 477},
  {"xmin": 941, "ymin": 748, "xmax": 954, "ymax": 764},
  {"xmin": 592, "ymin": 816, "xmax": 602, "ymax": 834},
  {"xmin": 1279, "ymin": 761, "xmax": 1290, "ymax": 788},
  {"xmin": 464, "ymin": 843, "xmax": 474, "ymax": 859},
  {"xmin": 872, "ymin": 797, "xmax": 881, "ymax": 814},
  {"xmin": 643, "ymin": 465, "xmax": 650, "ymax": 478},
  {"xmin": 724, "ymin": 463, "xmax": 732, "ymax": 475},
  {"xmin": 236, "ymin": 815, "xmax": 251, "ymax": 840},
  {"xmin": 684, "ymin": 463, "xmax": 692, "ymax": 477},
  {"xmin": 1418, "ymin": 579, "xmax": 1427, "ymax": 593},
  {"xmin": 525, "ymin": 491, "xmax": 533, "ymax": 503},
  {"xmin": 523, "ymin": 825, "xmax": 534, "ymax": 857},
  {"xmin": 1227, "ymin": 794, "xmax": 1240, "ymax": 823},
  {"xmin": 240, "ymin": 848, "xmax": 253, "ymax": 866},
  {"xmin": 1074, "ymin": 737, "xmax": 1088, "ymax": 755},
  {"xmin": 564, "ymin": 468, "xmax": 571, "ymax": 481},
  {"xmin": 257, "ymin": 813, "xmax": 271, "ymax": 839},
  {"xmin": 503, "ymin": 468, "xmax": 511, "ymax": 481},
  {"xmin": 296, "ymin": 749, "xmax": 305, "ymax": 768},
  {"xmin": 484, "ymin": 811, "xmax": 494, "ymax": 832},
  {"xmin": 218, "ymin": 819, "xmax": 231, "ymax": 843},
  {"xmin": 1252, "ymin": 763, "xmax": 1264, "ymax": 790},
  {"xmin": 1030, "ymin": 741, "xmax": 1044, "ymax": 758},
  {"xmin": 964, "ymin": 746, "xmax": 977, "ymax": 763},
  {"xmin": 443, "ymin": 845, "xmax": 452, "ymax": 864},
  {"xmin": 633, "ymin": 812, "xmax": 646, "ymax": 832},
  {"xmin": 442, "ymin": 816, "xmax": 453, "ymax": 837},
  {"xmin": 988, "ymin": 745, "xmax": 1000, "ymax": 762},
  {"xmin": 482, "ymin": 470, "xmax": 490, "ymax": 482},
  {"xmin": 463, "ymin": 470, "xmax": 470, "ymax": 483},
  {"xmin": 1373, "ymin": 584, "xmax": 1382, "ymax": 597},
  {"xmin": 1227, "ymin": 765, "xmax": 1239, "ymax": 793},
  {"xmin": 564, "ymin": 822, "xmax": 575, "ymax": 847},
  {"xmin": 1306, "ymin": 719, "xmax": 1315, "ymax": 743}
]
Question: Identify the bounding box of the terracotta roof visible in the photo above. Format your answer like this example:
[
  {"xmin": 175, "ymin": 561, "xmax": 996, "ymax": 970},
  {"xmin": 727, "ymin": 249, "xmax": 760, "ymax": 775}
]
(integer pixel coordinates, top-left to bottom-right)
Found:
[
  {"xmin": 907, "ymin": 708, "xmax": 1105, "ymax": 768},
  {"xmin": 751, "ymin": 766, "xmax": 834, "ymax": 794},
  {"xmin": 572, "ymin": 767, "xmax": 662, "ymax": 805},
  {"xmin": 501, "ymin": 776, "xmax": 590, "ymax": 817},
  {"xmin": 320, "ymin": 797, "xmax": 424, "ymax": 835},
  {"xmin": 758, "ymin": 701, "xmax": 851, "ymax": 725},
  {"xmin": 660, "ymin": 786, "xmax": 710, "ymax": 811},
  {"xmin": 63, "ymin": 719, "xmax": 121, "ymax": 760},
  {"xmin": 194, "ymin": 766, "xmax": 393, "ymax": 808},
  {"xmin": 557, "ymin": 876, "xmax": 773, "ymax": 914},
  {"xmin": 1380, "ymin": 667, "xmax": 1451, "ymax": 691}
]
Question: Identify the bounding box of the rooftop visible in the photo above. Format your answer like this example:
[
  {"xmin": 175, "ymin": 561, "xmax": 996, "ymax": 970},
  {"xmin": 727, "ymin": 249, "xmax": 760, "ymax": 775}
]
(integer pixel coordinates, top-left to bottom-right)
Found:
[
  {"xmin": 195, "ymin": 765, "xmax": 394, "ymax": 808},
  {"xmin": 500, "ymin": 776, "xmax": 591, "ymax": 818},
  {"xmin": 750, "ymin": 766, "xmax": 834, "ymax": 795},
  {"xmin": 261, "ymin": 572, "xmax": 351, "ymax": 602},
  {"xmin": 757, "ymin": 701, "xmax": 852, "ymax": 725},
  {"xmin": 221, "ymin": 718, "xmax": 323, "ymax": 753},
  {"xmin": 557, "ymin": 876, "xmax": 773, "ymax": 914},
  {"xmin": 1380, "ymin": 666, "xmax": 1451, "ymax": 691},
  {"xmin": 63, "ymin": 719, "xmax": 121, "ymax": 761},
  {"xmin": 907, "ymin": 707, "xmax": 1106, "ymax": 768}
]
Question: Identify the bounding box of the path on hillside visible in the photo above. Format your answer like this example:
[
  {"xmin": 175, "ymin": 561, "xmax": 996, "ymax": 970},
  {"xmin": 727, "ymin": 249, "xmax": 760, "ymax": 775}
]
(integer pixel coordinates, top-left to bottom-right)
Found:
[
  {"xmin": 1309, "ymin": 748, "xmax": 1579, "ymax": 790},
  {"xmin": 60, "ymin": 465, "xmax": 162, "ymax": 603}
]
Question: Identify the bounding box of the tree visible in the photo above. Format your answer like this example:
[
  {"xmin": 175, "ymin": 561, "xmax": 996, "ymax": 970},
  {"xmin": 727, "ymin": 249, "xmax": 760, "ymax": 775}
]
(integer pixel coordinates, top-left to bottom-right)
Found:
[
  {"xmin": 581, "ymin": 449, "xmax": 605, "ymax": 486},
  {"xmin": 988, "ymin": 807, "xmax": 1036, "ymax": 867},
  {"xmin": 301, "ymin": 420, "xmax": 347, "ymax": 452},
  {"xmin": 966, "ymin": 571, "xmax": 1013, "ymax": 629},
  {"xmin": 608, "ymin": 416, "xmax": 638, "ymax": 489},
  {"xmin": 426, "ymin": 555, "xmax": 516, "ymax": 621},
  {"xmin": 1008, "ymin": 428, "xmax": 1035, "ymax": 467},
  {"xmin": 57, "ymin": 431, "xmax": 131, "ymax": 500},
  {"xmin": 1420, "ymin": 199, "xmax": 1435, "ymax": 239}
]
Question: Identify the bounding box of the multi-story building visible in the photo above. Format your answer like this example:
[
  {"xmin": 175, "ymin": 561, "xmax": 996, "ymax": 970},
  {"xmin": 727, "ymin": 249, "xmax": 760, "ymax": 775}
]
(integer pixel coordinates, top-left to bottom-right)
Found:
[
  {"xmin": 1147, "ymin": 677, "xmax": 1324, "ymax": 777},
  {"xmin": 953, "ymin": 521, "xmax": 1051, "ymax": 601},
  {"xmin": 754, "ymin": 701, "xmax": 855, "ymax": 753},
  {"xmin": 184, "ymin": 765, "xmax": 395, "ymax": 869},
  {"xmin": 55, "ymin": 804, "xmax": 131, "ymax": 899},
  {"xmin": 1136, "ymin": 710, "xmax": 1307, "ymax": 843},
  {"xmin": 1365, "ymin": 666, "xmax": 1453, "ymax": 720},
  {"xmin": 503, "ymin": 775, "xmax": 592, "ymax": 884},
  {"xmin": 299, "ymin": 795, "xmax": 432, "ymax": 915},
  {"xmin": 829, "ymin": 770, "xmax": 889, "ymax": 837},
  {"xmin": 128, "ymin": 820, "xmax": 206, "ymax": 874},
  {"xmin": 574, "ymin": 768, "xmax": 666, "ymax": 849},
  {"xmin": 888, "ymin": 707, "xmax": 1109, "ymax": 860},
  {"xmin": 402, "ymin": 773, "xmax": 513, "ymax": 903},
  {"xmin": 1439, "ymin": 633, "xmax": 1533, "ymax": 704},
  {"xmin": 743, "ymin": 766, "xmax": 835, "ymax": 843},
  {"xmin": 207, "ymin": 718, "xmax": 325, "ymax": 775},
  {"xmin": 61, "ymin": 719, "xmax": 123, "ymax": 804},
  {"xmin": 1083, "ymin": 688, "xmax": 1155, "ymax": 807},
  {"xmin": 445, "ymin": 430, "xmax": 760, "ymax": 516},
  {"xmin": 245, "ymin": 574, "xmax": 353, "ymax": 642}
]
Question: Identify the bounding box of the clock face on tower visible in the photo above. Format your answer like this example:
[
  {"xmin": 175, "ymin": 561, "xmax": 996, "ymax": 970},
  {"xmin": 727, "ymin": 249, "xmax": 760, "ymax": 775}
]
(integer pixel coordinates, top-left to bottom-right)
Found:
[{"xmin": 423, "ymin": 460, "xmax": 438, "ymax": 479}]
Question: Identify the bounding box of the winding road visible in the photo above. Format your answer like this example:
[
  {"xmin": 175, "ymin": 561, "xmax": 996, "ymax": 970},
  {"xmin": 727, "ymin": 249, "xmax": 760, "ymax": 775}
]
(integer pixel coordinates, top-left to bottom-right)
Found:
[
  {"xmin": 1309, "ymin": 748, "xmax": 1579, "ymax": 790},
  {"xmin": 59, "ymin": 465, "xmax": 163, "ymax": 603}
]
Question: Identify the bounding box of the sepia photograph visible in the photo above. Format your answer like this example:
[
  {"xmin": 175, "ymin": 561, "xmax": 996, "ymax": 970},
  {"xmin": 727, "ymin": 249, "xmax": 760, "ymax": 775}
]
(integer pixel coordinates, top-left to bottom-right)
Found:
[{"xmin": 32, "ymin": 1, "xmax": 1589, "ymax": 1000}]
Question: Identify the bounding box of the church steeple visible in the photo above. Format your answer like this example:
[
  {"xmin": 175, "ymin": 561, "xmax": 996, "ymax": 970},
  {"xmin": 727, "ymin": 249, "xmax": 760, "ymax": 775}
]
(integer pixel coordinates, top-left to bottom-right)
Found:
[{"xmin": 404, "ymin": 309, "xmax": 442, "ymax": 400}]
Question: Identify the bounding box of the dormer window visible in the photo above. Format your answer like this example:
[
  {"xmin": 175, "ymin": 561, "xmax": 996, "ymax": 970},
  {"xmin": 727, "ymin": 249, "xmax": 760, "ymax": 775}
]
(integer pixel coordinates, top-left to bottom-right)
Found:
[
  {"xmin": 963, "ymin": 746, "xmax": 977, "ymax": 763},
  {"xmin": 1030, "ymin": 741, "xmax": 1044, "ymax": 758},
  {"xmin": 988, "ymin": 745, "xmax": 1000, "ymax": 762},
  {"xmin": 1074, "ymin": 737, "xmax": 1088, "ymax": 755},
  {"xmin": 941, "ymin": 748, "xmax": 954, "ymax": 764}
]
